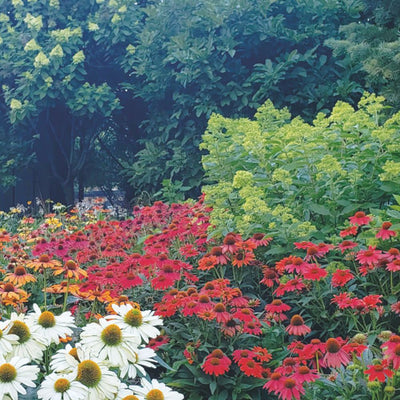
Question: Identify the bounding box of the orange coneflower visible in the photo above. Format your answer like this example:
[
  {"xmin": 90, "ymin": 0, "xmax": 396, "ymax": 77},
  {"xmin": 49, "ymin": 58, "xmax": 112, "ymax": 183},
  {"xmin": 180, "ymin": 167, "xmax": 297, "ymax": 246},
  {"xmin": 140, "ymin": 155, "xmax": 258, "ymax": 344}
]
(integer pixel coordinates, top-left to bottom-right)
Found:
[
  {"xmin": 52, "ymin": 260, "xmax": 88, "ymax": 280},
  {"xmin": 26, "ymin": 254, "xmax": 61, "ymax": 271},
  {"xmin": 4, "ymin": 266, "xmax": 37, "ymax": 286},
  {"xmin": 0, "ymin": 283, "xmax": 30, "ymax": 306},
  {"xmin": 44, "ymin": 281, "xmax": 81, "ymax": 294}
]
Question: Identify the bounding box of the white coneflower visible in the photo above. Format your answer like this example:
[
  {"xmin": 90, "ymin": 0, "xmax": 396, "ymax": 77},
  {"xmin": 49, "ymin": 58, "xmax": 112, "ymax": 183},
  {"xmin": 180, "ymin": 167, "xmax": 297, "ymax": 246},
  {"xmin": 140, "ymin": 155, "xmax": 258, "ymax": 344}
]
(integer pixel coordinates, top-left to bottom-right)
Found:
[
  {"xmin": 0, "ymin": 356, "xmax": 39, "ymax": 400},
  {"xmin": 119, "ymin": 347, "xmax": 157, "ymax": 379},
  {"xmin": 106, "ymin": 304, "xmax": 163, "ymax": 343},
  {"xmin": 80, "ymin": 318, "xmax": 140, "ymax": 367},
  {"xmin": 0, "ymin": 321, "xmax": 19, "ymax": 357},
  {"xmin": 63, "ymin": 345, "xmax": 121, "ymax": 400},
  {"xmin": 113, "ymin": 381, "xmax": 136, "ymax": 400},
  {"xmin": 50, "ymin": 344, "xmax": 79, "ymax": 373},
  {"xmin": 27, "ymin": 304, "xmax": 76, "ymax": 345},
  {"xmin": 38, "ymin": 371, "xmax": 87, "ymax": 400},
  {"xmin": 8, "ymin": 313, "xmax": 46, "ymax": 362},
  {"xmin": 130, "ymin": 378, "xmax": 184, "ymax": 400}
]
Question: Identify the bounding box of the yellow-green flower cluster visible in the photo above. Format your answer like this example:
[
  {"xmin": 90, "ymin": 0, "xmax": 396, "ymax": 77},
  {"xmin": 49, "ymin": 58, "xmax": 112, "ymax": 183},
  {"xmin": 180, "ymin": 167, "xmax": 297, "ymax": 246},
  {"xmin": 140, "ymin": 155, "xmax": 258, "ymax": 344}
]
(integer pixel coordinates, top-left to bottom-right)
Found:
[{"xmin": 380, "ymin": 161, "xmax": 400, "ymax": 182}]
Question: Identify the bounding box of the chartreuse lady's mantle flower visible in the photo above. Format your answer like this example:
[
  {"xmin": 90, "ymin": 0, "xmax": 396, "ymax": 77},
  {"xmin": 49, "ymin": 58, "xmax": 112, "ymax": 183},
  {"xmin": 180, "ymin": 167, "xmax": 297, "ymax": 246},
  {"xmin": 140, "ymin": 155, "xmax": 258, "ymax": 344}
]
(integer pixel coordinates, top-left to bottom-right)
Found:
[
  {"xmin": 130, "ymin": 378, "xmax": 184, "ymax": 400},
  {"xmin": 37, "ymin": 371, "xmax": 88, "ymax": 400},
  {"xmin": 0, "ymin": 356, "xmax": 39, "ymax": 400}
]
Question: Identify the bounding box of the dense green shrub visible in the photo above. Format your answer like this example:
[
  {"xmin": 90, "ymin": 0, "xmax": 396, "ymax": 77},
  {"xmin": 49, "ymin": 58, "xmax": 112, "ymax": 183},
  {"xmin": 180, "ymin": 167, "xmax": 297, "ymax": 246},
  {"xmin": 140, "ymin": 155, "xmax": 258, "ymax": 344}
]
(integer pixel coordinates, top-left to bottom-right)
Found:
[{"xmin": 201, "ymin": 93, "xmax": 400, "ymax": 252}]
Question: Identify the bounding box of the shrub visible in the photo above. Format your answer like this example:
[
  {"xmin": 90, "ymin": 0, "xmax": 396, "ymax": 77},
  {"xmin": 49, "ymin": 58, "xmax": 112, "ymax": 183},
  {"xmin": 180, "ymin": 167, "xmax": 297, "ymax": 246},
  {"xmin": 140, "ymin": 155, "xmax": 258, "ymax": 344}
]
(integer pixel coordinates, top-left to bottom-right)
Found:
[{"xmin": 201, "ymin": 93, "xmax": 400, "ymax": 254}]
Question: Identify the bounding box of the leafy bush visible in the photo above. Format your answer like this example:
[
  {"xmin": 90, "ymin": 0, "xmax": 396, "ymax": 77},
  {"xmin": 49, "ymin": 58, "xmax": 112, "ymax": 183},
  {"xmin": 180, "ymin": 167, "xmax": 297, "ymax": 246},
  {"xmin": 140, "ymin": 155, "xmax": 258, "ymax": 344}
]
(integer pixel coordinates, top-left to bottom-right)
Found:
[{"xmin": 201, "ymin": 93, "xmax": 400, "ymax": 253}]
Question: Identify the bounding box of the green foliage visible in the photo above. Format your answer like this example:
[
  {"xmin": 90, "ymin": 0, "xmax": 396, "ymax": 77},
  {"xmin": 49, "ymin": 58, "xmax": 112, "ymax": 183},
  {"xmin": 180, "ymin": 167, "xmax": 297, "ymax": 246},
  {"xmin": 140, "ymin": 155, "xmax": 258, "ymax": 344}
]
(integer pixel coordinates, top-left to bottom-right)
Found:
[
  {"xmin": 125, "ymin": 0, "xmax": 364, "ymax": 197},
  {"xmin": 327, "ymin": 0, "xmax": 400, "ymax": 109},
  {"xmin": 201, "ymin": 93, "xmax": 400, "ymax": 250}
]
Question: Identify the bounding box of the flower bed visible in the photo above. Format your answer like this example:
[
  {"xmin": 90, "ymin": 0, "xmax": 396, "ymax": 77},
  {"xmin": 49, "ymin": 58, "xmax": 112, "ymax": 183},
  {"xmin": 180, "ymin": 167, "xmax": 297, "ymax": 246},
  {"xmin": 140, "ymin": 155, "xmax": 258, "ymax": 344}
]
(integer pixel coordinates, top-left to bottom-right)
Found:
[{"xmin": 0, "ymin": 198, "xmax": 399, "ymax": 399}]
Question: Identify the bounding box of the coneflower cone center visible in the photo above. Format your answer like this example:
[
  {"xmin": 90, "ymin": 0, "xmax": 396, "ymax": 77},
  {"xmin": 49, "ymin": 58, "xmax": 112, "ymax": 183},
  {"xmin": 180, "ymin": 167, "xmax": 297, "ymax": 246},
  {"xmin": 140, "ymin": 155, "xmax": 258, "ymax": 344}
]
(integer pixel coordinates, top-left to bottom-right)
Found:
[
  {"xmin": 290, "ymin": 315, "xmax": 304, "ymax": 326},
  {"xmin": 0, "ymin": 364, "xmax": 17, "ymax": 382},
  {"xmin": 395, "ymin": 344, "xmax": 400, "ymax": 356},
  {"xmin": 124, "ymin": 309, "xmax": 143, "ymax": 327},
  {"xmin": 14, "ymin": 266, "xmax": 26, "ymax": 276},
  {"xmin": 77, "ymin": 360, "xmax": 102, "ymax": 388},
  {"xmin": 326, "ymin": 338, "xmax": 340, "ymax": 353},
  {"xmin": 101, "ymin": 324, "xmax": 122, "ymax": 346},
  {"xmin": 38, "ymin": 311, "xmax": 56, "ymax": 328},
  {"xmin": 69, "ymin": 347, "xmax": 80, "ymax": 361},
  {"xmin": 284, "ymin": 378, "xmax": 296, "ymax": 389},
  {"xmin": 146, "ymin": 389, "xmax": 165, "ymax": 400},
  {"xmin": 54, "ymin": 378, "xmax": 71, "ymax": 393},
  {"xmin": 9, "ymin": 321, "xmax": 31, "ymax": 343},
  {"xmin": 122, "ymin": 396, "xmax": 140, "ymax": 400}
]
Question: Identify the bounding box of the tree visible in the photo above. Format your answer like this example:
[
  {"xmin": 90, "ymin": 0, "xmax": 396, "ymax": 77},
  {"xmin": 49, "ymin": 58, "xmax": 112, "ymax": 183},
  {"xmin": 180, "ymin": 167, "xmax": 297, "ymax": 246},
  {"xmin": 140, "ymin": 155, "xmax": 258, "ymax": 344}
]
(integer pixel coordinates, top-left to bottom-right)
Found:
[
  {"xmin": 327, "ymin": 0, "xmax": 400, "ymax": 109},
  {"xmin": 0, "ymin": 0, "xmax": 145, "ymax": 205},
  {"xmin": 124, "ymin": 0, "xmax": 364, "ymax": 198}
]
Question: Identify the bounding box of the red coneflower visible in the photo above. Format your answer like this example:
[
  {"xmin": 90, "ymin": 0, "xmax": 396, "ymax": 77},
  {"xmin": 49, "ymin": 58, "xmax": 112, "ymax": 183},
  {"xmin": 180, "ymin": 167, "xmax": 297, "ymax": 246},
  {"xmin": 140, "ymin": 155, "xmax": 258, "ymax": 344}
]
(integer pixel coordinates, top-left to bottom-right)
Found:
[
  {"xmin": 339, "ymin": 225, "xmax": 358, "ymax": 237},
  {"xmin": 250, "ymin": 233, "xmax": 272, "ymax": 247},
  {"xmin": 232, "ymin": 251, "xmax": 255, "ymax": 267},
  {"xmin": 209, "ymin": 246, "xmax": 228, "ymax": 265},
  {"xmin": 349, "ymin": 211, "xmax": 372, "ymax": 226},
  {"xmin": 331, "ymin": 269, "xmax": 354, "ymax": 287},
  {"xmin": 391, "ymin": 301, "xmax": 400, "ymax": 315},
  {"xmin": 286, "ymin": 315, "xmax": 311, "ymax": 336},
  {"xmin": 260, "ymin": 267, "xmax": 280, "ymax": 287},
  {"xmin": 202, "ymin": 349, "xmax": 231, "ymax": 376},
  {"xmin": 364, "ymin": 361, "xmax": 394, "ymax": 382},
  {"xmin": 243, "ymin": 319, "xmax": 262, "ymax": 335},
  {"xmin": 263, "ymin": 371, "xmax": 284, "ymax": 392},
  {"xmin": 302, "ymin": 264, "xmax": 327, "ymax": 281},
  {"xmin": 198, "ymin": 255, "xmax": 218, "ymax": 271},
  {"xmin": 238, "ymin": 358, "xmax": 263, "ymax": 378}
]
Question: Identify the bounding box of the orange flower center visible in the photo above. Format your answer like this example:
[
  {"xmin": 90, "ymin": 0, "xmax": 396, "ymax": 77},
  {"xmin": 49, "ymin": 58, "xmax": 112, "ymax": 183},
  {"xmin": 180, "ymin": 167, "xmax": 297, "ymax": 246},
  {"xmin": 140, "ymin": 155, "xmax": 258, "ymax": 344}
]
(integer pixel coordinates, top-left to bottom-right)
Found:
[
  {"xmin": 54, "ymin": 378, "xmax": 70, "ymax": 393},
  {"xmin": 283, "ymin": 378, "xmax": 296, "ymax": 389},
  {"xmin": 38, "ymin": 311, "xmax": 56, "ymax": 328},
  {"xmin": 14, "ymin": 266, "xmax": 26, "ymax": 276},
  {"xmin": 0, "ymin": 363, "xmax": 17, "ymax": 383},
  {"xmin": 145, "ymin": 389, "xmax": 164, "ymax": 400},
  {"xmin": 298, "ymin": 366, "xmax": 310, "ymax": 375},
  {"xmin": 354, "ymin": 212, "xmax": 365, "ymax": 218},
  {"xmin": 39, "ymin": 254, "xmax": 50, "ymax": 263}
]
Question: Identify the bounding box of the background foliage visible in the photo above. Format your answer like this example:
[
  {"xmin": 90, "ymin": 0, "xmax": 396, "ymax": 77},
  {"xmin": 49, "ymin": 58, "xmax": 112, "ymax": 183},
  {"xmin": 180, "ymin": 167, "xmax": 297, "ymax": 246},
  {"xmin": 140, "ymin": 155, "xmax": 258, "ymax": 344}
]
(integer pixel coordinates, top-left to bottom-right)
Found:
[{"xmin": 0, "ymin": 0, "xmax": 399, "ymax": 206}]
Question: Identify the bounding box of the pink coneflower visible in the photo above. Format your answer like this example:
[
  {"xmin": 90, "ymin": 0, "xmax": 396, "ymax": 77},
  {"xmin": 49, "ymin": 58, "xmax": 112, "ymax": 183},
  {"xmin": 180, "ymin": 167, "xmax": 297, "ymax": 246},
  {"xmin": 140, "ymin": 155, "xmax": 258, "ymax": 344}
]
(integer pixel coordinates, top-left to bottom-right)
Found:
[
  {"xmin": 209, "ymin": 246, "xmax": 228, "ymax": 265},
  {"xmin": 386, "ymin": 259, "xmax": 400, "ymax": 272},
  {"xmin": 274, "ymin": 377, "xmax": 305, "ymax": 400},
  {"xmin": 349, "ymin": 211, "xmax": 372, "ymax": 226},
  {"xmin": 337, "ymin": 240, "xmax": 358, "ymax": 253},
  {"xmin": 260, "ymin": 267, "xmax": 280, "ymax": 287},
  {"xmin": 264, "ymin": 372, "xmax": 284, "ymax": 393},
  {"xmin": 250, "ymin": 233, "xmax": 272, "ymax": 247},
  {"xmin": 221, "ymin": 234, "xmax": 240, "ymax": 254},
  {"xmin": 292, "ymin": 365, "xmax": 319, "ymax": 384},
  {"xmin": 391, "ymin": 301, "xmax": 400, "ymax": 315},
  {"xmin": 265, "ymin": 299, "xmax": 291, "ymax": 314},
  {"xmin": 286, "ymin": 315, "xmax": 311, "ymax": 336},
  {"xmin": 376, "ymin": 222, "xmax": 397, "ymax": 240},
  {"xmin": 356, "ymin": 246, "xmax": 382, "ymax": 265},
  {"xmin": 283, "ymin": 257, "xmax": 309, "ymax": 274},
  {"xmin": 322, "ymin": 338, "xmax": 350, "ymax": 369},
  {"xmin": 212, "ymin": 303, "xmax": 231, "ymax": 323}
]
